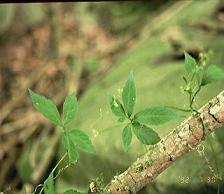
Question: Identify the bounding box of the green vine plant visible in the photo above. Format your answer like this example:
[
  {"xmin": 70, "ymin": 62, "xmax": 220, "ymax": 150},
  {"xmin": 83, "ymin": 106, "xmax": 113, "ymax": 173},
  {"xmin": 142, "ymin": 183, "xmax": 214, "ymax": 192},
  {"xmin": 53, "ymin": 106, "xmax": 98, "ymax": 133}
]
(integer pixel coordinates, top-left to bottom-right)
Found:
[
  {"xmin": 26, "ymin": 90, "xmax": 95, "ymax": 194},
  {"xmin": 109, "ymin": 71, "xmax": 179, "ymax": 150},
  {"xmin": 181, "ymin": 51, "xmax": 224, "ymax": 114},
  {"xmin": 180, "ymin": 51, "xmax": 224, "ymax": 193},
  {"xmin": 22, "ymin": 51, "xmax": 224, "ymax": 194}
]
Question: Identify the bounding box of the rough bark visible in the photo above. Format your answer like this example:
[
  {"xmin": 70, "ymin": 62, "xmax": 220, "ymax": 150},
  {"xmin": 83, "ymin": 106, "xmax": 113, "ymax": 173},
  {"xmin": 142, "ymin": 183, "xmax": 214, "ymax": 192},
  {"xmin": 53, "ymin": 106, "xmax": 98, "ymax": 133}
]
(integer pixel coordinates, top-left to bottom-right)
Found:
[{"xmin": 105, "ymin": 90, "xmax": 224, "ymax": 194}]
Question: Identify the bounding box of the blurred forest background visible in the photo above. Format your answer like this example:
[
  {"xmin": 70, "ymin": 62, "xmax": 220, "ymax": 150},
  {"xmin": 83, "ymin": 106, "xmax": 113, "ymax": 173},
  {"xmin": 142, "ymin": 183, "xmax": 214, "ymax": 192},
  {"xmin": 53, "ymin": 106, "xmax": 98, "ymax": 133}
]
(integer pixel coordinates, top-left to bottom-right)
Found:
[{"xmin": 0, "ymin": 1, "xmax": 224, "ymax": 194}]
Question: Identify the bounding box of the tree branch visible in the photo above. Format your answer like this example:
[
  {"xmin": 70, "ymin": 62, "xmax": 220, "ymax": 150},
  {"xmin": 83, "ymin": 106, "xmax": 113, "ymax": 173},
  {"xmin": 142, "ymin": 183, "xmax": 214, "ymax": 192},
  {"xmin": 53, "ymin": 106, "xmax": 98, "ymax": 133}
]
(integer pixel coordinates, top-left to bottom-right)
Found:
[{"xmin": 105, "ymin": 90, "xmax": 224, "ymax": 194}]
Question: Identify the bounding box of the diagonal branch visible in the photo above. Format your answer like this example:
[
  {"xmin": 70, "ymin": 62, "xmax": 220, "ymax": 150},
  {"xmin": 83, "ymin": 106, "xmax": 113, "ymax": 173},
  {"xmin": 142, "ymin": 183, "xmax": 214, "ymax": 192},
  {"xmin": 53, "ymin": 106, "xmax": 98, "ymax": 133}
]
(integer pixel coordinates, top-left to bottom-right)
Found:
[{"xmin": 104, "ymin": 90, "xmax": 224, "ymax": 194}]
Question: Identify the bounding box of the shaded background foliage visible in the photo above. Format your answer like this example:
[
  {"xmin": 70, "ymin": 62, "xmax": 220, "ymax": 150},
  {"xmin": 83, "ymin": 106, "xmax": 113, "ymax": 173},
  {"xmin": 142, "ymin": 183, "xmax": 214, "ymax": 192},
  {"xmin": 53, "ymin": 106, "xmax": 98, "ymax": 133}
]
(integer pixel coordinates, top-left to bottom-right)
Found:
[{"xmin": 0, "ymin": 1, "xmax": 224, "ymax": 194}]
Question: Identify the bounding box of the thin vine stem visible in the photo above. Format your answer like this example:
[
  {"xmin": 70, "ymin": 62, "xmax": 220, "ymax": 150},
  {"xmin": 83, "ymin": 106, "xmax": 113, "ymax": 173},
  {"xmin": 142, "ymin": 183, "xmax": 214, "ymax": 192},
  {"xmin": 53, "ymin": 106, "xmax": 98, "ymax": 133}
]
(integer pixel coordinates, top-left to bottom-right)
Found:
[
  {"xmin": 166, "ymin": 106, "xmax": 191, "ymax": 113},
  {"xmin": 33, "ymin": 153, "xmax": 67, "ymax": 194},
  {"xmin": 99, "ymin": 123, "xmax": 127, "ymax": 135},
  {"xmin": 191, "ymin": 85, "xmax": 201, "ymax": 107},
  {"xmin": 189, "ymin": 91, "xmax": 193, "ymax": 111}
]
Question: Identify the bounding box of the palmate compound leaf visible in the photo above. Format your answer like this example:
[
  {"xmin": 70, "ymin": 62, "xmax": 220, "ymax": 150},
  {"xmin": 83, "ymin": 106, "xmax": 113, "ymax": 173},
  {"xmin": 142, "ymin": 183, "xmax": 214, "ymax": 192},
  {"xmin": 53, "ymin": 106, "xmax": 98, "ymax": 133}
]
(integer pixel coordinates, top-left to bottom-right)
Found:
[
  {"xmin": 63, "ymin": 92, "xmax": 78, "ymax": 125},
  {"xmin": 132, "ymin": 122, "xmax": 160, "ymax": 145},
  {"xmin": 28, "ymin": 89, "xmax": 62, "ymax": 127},
  {"xmin": 184, "ymin": 51, "xmax": 197, "ymax": 76},
  {"xmin": 201, "ymin": 64, "xmax": 224, "ymax": 86},
  {"xmin": 44, "ymin": 173, "xmax": 55, "ymax": 194},
  {"xmin": 63, "ymin": 133, "xmax": 78, "ymax": 163},
  {"xmin": 122, "ymin": 71, "xmax": 136, "ymax": 117},
  {"xmin": 63, "ymin": 189, "xmax": 86, "ymax": 194},
  {"xmin": 109, "ymin": 95, "xmax": 126, "ymax": 122},
  {"xmin": 67, "ymin": 129, "xmax": 96, "ymax": 154},
  {"xmin": 134, "ymin": 106, "xmax": 179, "ymax": 125},
  {"xmin": 122, "ymin": 124, "xmax": 132, "ymax": 150}
]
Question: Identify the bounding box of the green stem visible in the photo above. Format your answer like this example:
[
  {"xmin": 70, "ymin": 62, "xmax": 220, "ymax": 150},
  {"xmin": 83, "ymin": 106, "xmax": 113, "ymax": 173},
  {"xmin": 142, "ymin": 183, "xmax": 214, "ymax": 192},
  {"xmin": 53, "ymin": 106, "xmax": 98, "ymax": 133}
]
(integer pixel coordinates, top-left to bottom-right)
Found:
[
  {"xmin": 188, "ymin": 71, "xmax": 198, "ymax": 111},
  {"xmin": 189, "ymin": 91, "xmax": 193, "ymax": 111},
  {"xmin": 191, "ymin": 85, "xmax": 201, "ymax": 107},
  {"xmin": 166, "ymin": 106, "xmax": 191, "ymax": 112},
  {"xmin": 99, "ymin": 123, "xmax": 126, "ymax": 135},
  {"xmin": 52, "ymin": 153, "xmax": 67, "ymax": 174},
  {"xmin": 36, "ymin": 153, "xmax": 67, "ymax": 194},
  {"xmin": 38, "ymin": 186, "xmax": 44, "ymax": 194}
]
